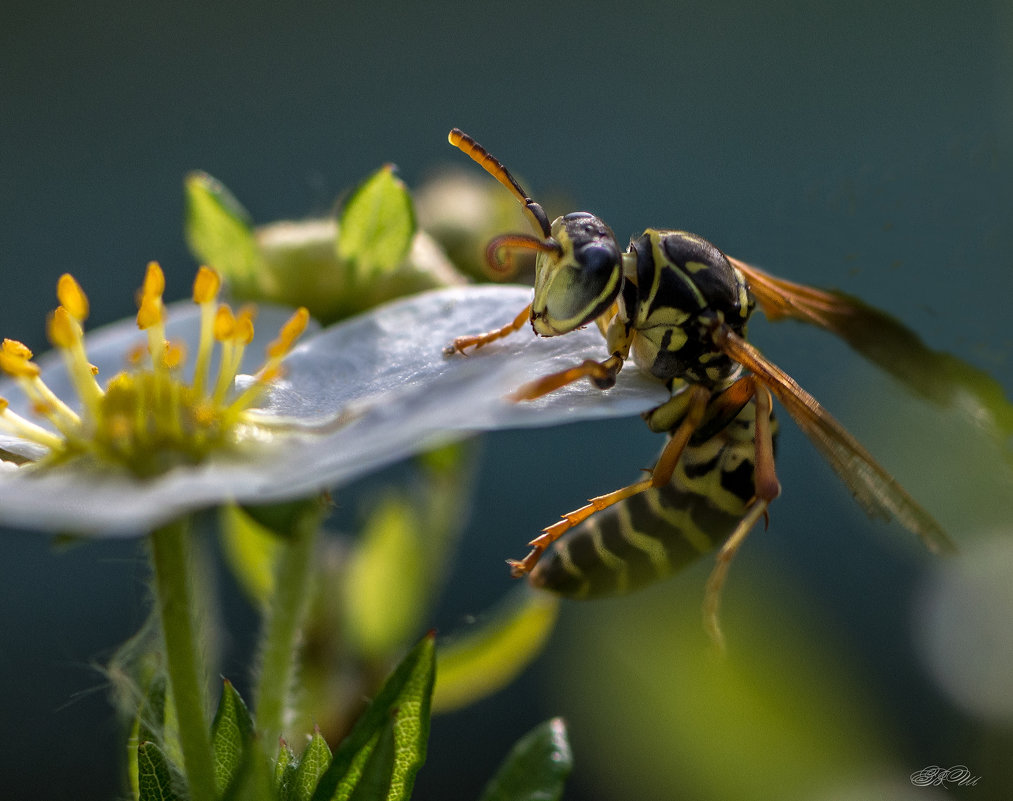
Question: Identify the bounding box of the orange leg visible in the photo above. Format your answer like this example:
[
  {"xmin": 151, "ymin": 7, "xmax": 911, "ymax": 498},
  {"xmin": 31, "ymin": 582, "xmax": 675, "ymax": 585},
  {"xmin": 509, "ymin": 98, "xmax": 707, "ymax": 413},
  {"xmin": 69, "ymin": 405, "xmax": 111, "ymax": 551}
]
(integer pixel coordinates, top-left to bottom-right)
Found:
[
  {"xmin": 702, "ymin": 383, "xmax": 781, "ymax": 650},
  {"xmin": 443, "ymin": 303, "xmax": 532, "ymax": 355},
  {"xmin": 508, "ymin": 385, "xmax": 711, "ymax": 577},
  {"xmin": 509, "ymin": 353, "xmax": 625, "ymax": 401}
]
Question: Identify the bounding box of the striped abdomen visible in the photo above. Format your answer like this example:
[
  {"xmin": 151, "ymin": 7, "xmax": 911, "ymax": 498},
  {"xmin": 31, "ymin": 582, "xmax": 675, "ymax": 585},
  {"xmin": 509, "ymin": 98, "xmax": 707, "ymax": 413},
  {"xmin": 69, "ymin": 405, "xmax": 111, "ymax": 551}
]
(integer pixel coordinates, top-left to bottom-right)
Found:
[{"xmin": 528, "ymin": 400, "xmax": 776, "ymax": 599}]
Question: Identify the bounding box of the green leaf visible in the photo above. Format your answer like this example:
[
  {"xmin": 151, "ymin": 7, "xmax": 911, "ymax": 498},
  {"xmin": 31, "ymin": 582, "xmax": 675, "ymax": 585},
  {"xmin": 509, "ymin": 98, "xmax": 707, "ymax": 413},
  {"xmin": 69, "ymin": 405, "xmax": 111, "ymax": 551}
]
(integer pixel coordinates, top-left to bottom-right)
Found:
[
  {"xmin": 184, "ymin": 170, "xmax": 263, "ymax": 288},
  {"xmin": 478, "ymin": 718, "xmax": 573, "ymax": 801},
  {"xmin": 345, "ymin": 716, "xmax": 397, "ymax": 801},
  {"xmin": 137, "ymin": 740, "xmax": 185, "ymax": 801},
  {"xmin": 343, "ymin": 495, "xmax": 428, "ymax": 659},
  {"xmin": 433, "ymin": 587, "xmax": 559, "ymax": 713},
  {"xmin": 219, "ymin": 745, "xmax": 277, "ymax": 801},
  {"xmin": 292, "ymin": 728, "xmax": 333, "ymax": 801},
  {"xmin": 337, "ymin": 165, "xmax": 415, "ymax": 280},
  {"xmin": 311, "ymin": 633, "xmax": 436, "ymax": 801},
  {"xmin": 129, "ymin": 672, "xmax": 183, "ymax": 801},
  {"xmin": 211, "ymin": 679, "xmax": 255, "ymax": 795}
]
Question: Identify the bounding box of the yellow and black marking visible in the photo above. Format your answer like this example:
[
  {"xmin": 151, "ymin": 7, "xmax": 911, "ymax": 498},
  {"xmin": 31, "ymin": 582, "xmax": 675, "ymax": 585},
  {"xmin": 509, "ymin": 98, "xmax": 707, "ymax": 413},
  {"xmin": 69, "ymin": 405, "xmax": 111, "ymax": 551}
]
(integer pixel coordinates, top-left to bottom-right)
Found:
[
  {"xmin": 530, "ymin": 397, "xmax": 776, "ymax": 598},
  {"xmin": 626, "ymin": 229, "xmax": 754, "ymax": 387},
  {"xmin": 442, "ymin": 128, "xmax": 953, "ymax": 642}
]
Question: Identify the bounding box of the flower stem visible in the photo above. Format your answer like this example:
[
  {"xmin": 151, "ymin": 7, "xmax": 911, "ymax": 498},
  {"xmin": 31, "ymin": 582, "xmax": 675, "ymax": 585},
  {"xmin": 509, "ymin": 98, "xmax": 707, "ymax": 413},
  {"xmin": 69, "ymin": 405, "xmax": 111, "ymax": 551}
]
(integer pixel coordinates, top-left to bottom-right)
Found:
[
  {"xmin": 253, "ymin": 498, "xmax": 324, "ymax": 742},
  {"xmin": 150, "ymin": 518, "xmax": 217, "ymax": 801}
]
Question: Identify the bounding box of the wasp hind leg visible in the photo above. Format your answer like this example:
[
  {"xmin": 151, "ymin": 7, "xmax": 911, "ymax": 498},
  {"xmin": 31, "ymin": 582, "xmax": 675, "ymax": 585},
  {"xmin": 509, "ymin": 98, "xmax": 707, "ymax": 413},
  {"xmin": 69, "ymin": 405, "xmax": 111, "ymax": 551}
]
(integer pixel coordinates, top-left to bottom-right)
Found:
[
  {"xmin": 443, "ymin": 303, "xmax": 532, "ymax": 355},
  {"xmin": 703, "ymin": 382, "xmax": 781, "ymax": 651},
  {"xmin": 508, "ymin": 384, "xmax": 712, "ymax": 577}
]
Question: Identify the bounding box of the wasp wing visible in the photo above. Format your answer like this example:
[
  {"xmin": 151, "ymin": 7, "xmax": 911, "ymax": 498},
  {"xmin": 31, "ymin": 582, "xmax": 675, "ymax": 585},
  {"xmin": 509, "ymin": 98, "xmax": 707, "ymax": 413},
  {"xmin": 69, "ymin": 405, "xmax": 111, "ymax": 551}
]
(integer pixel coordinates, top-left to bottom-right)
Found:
[
  {"xmin": 728, "ymin": 256, "xmax": 1013, "ymax": 437},
  {"xmin": 714, "ymin": 324, "xmax": 955, "ymax": 555}
]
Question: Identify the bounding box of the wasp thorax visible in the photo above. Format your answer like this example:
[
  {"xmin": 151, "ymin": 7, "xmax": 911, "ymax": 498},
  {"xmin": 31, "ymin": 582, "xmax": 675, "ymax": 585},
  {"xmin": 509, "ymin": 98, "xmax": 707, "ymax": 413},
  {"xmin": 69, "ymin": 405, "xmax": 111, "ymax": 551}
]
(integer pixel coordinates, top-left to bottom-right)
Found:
[{"xmin": 531, "ymin": 212, "xmax": 623, "ymax": 336}]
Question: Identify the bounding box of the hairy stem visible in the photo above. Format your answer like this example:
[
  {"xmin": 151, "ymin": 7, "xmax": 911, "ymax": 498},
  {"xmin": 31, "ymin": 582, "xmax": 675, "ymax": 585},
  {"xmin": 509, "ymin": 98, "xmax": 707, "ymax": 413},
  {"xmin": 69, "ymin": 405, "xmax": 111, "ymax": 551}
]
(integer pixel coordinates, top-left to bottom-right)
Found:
[
  {"xmin": 150, "ymin": 518, "xmax": 216, "ymax": 801},
  {"xmin": 253, "ymin": 498, "xmax": 324, "ymax": 742}
]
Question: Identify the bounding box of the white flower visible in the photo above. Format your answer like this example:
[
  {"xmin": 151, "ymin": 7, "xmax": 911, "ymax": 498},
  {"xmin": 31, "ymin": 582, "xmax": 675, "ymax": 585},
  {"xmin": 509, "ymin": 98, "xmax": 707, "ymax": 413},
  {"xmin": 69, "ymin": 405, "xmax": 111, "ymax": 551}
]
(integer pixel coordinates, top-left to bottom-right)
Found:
[{"xmin": 0, "ymin": 272, "xmax": 666, "ymax": 535}]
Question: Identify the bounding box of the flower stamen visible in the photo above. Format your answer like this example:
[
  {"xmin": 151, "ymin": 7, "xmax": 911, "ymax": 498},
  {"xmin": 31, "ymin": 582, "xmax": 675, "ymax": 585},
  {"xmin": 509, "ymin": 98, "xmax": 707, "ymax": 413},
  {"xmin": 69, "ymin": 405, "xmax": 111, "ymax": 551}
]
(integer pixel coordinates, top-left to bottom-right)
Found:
[
  {"xmin": 137, "ymin": 261, "xmax": 168, "ymax": 369},
  {"xmin": 0, "ymin": 397, "xmax": 64, "ymax": 450},
  {"xmin": 2, "ymin": 265, "xmax": 311, "ymax": 477},
  {"xmin": 191, "ymin": 266, "xmax": 221, "ymax": 398},
  {"xmin": 48, "ymin": 305, "xmax": 104, "ymax": 417},
  {"xmin": 0, "ymin": 339, "xmax": 82, "ymax": 436}
]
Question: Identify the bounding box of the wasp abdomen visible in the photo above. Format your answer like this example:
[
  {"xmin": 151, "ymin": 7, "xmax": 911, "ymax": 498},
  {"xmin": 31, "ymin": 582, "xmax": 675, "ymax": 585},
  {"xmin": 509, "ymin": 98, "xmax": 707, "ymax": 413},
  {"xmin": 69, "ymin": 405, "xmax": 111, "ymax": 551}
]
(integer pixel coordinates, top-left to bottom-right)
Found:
[{"xmin": 529, "ymin": 402, "xmax": 773, "ymax": 599}]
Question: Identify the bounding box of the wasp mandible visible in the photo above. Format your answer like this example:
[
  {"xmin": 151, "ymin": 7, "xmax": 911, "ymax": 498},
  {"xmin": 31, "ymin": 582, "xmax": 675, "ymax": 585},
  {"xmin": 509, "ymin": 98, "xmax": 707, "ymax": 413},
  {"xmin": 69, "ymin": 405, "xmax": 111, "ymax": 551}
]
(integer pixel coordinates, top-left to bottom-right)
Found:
[{"xmin": 442, "ymin": 128, "xmax": 953, "ymax": 644}]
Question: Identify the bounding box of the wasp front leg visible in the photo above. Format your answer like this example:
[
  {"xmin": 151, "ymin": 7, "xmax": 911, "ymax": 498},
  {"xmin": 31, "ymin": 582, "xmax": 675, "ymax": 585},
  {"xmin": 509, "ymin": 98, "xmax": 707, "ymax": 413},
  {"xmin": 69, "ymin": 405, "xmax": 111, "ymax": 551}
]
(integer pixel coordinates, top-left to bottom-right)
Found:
[
  {"xmin": 443, "ymin": 303, "xmax": 532, "ymax": 356},
  {"xmin": 510, "ymin": 311, "xmax": 634, "ymax": 400},
  {"xmin": 509, "ymin": 353, "xmax": 626, "ymax": 400}
]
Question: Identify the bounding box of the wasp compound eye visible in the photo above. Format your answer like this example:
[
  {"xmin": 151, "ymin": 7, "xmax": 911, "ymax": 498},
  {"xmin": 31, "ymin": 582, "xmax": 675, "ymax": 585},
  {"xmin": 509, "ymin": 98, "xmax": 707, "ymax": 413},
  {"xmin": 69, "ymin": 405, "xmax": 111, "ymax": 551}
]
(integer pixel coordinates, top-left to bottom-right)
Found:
[{"xmin": 578, "ymin": 241, "xmax": 620, "ymax": 286}]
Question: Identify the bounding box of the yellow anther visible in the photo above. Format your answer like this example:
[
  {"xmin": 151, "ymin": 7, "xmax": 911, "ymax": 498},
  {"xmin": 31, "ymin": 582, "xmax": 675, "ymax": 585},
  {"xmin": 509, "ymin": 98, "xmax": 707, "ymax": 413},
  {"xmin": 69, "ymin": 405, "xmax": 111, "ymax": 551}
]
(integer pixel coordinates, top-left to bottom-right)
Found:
[
  {"xmin": 258, "ymin": 364, "xmax": 283, "ymax": 383},
  {"xmin": 142, "ymin": 261, "xmax": 166, "ymax": 299},
  {"xmin": 214, "ymin": 305, "xmax": 236, "ymax": 340},
  {"xmin": 47, "ymin": 306, "xmax": 81, "ymax": 349},
  {"xmin": 267, "ymin": 307, "xmax": 310, "ymax": 358},
  {"xmin": 192, "ymin": 400, "xmax": 217, "ymax": 427},
  {"xmin": 32, "ymin": 400, "xmax": 54, "ymax": 416},
  {"xmin": 192, "ymin": 266, "xmax": 221, "ymax": 305},
  {"xmin": 0, "ymin": 397, "xmax": 8, "ymax": 412},
  {"xmin": 234, "ymin": 308, "xmax": 256, "ymax": 346},
  {"xmin": 127, "ymin": 343, "xmax": 148, "ymax": 366},
  {"xmin": 162, "ymin": 341, "xmax": 186, "ymax": 370},
  {"xmin": 105, "ymin": 372, "xmax": 132, "ymax": 393},
  {"xmin": 136, "ymin": 292, "xmax": 163, "ymax": 330},
  {"xmin": 3, "ymin": 339, "xmax": 33, "ymax": 360},
  {"xmin": 0, "ymin": 349, "xmax": 40, "ymax": 378},
  {"xmin": 57, "ymin": 274, "xmax": 90, "ymax": 322}
]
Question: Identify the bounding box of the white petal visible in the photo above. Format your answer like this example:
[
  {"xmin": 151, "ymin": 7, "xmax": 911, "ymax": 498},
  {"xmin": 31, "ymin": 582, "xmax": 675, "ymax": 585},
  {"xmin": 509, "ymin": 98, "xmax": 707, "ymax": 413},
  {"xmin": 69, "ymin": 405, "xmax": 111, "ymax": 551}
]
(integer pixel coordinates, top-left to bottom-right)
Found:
[{"xmin": 0, "ymin": 286, "xmax": 666, "ymax": 534}]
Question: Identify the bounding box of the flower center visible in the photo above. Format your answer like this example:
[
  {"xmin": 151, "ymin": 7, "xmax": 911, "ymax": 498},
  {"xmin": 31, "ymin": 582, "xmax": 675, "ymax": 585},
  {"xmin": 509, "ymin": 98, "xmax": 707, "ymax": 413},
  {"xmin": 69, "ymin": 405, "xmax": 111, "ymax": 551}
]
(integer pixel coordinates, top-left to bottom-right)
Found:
[{"xmin": 0, "ymin": 263, "xmax": 308, "ymax": 478}]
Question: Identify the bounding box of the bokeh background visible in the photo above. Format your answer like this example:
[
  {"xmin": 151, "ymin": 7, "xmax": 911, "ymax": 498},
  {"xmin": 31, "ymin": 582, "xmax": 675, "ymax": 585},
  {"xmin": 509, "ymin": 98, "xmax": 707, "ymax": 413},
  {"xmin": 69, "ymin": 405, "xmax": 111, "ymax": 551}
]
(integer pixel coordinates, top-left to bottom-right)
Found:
[{"xmin": 3, "ymin": 1, "xmax": 1012, "ymax": 799}]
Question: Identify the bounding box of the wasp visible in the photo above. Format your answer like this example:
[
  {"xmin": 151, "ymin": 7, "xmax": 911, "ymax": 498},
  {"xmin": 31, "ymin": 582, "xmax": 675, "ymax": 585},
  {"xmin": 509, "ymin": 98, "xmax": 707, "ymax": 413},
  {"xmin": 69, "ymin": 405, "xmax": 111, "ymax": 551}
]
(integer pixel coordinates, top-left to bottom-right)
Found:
[{"xmin": 443, "ymin": 128, "xmax": 953, "ymax": 644}]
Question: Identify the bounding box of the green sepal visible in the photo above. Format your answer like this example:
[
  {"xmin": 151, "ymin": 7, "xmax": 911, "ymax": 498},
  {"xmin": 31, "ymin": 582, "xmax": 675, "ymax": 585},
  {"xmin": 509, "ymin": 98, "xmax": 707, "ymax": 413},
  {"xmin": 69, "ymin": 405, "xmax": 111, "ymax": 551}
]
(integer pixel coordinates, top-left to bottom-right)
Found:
[
  {"xmin": 137, "ymin": 740, "xmax": 185, "ymax": 801},
  {"xmin": 211, "ymin": 679, "xmax": 255, "ymax": 795},
  {"xmin": 292, "ymin": 728, "xmax": 333, "ymax": 801},
  {"xmin": 433, "ymin": 587, "xmax": 560, "ymax": 713},
  {"xmin": 337, "ymin": 165, "xmax": 416, "ymax": 282},
  {"xmin": 184, "ymin": 170, "xmax": 263, "ymax": 291},
  {"xmin": 343, "ymin": 495, "xmax": 428, "ymax": 660},
  {"xmin": 310, "ymin": 632, "xmax": 435, "ymax": 801},
  {"xmin": 478, "ymin": 718, "xmax": 573, "ymax": 801},
  {"xmin": 239, "ymin": 497, "xmax": 328, "ymax": 539},
  {"xmin": 275, "ymin": 739, "xmax": 298, "ymax": 801},
  {"xmin": 219, "ymin": 503, "xmax": 283, "ymax": 608}
]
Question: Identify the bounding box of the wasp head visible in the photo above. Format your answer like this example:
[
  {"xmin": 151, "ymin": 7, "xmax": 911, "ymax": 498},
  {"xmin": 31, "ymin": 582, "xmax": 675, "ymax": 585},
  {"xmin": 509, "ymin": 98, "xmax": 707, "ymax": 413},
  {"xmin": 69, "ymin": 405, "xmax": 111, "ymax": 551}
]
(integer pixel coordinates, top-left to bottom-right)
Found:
[{"xmin": 527, "ymin": 212, "xmax": 623, "ymax": 336}]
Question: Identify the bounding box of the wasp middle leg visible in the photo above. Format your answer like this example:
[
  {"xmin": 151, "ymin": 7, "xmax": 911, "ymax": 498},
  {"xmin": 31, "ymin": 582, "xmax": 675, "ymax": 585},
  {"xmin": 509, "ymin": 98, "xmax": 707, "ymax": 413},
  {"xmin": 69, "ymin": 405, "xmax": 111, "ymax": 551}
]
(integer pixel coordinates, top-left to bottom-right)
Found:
[{"xmin": 507, "ymin": 384, "xmax": 712, "ymax": 577}]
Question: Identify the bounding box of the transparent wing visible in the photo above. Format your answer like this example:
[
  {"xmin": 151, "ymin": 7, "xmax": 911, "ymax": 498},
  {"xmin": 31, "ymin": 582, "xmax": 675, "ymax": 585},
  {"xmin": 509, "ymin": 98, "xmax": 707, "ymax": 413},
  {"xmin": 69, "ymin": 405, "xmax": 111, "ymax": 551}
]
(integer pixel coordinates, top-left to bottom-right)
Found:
[
  {"xmin": 714, "ymin": 323, "xmax": 955, "ymax": 555},
  {"xmin": 728, "ymin": 256, "xmax": 1013, "ymax": 438}
]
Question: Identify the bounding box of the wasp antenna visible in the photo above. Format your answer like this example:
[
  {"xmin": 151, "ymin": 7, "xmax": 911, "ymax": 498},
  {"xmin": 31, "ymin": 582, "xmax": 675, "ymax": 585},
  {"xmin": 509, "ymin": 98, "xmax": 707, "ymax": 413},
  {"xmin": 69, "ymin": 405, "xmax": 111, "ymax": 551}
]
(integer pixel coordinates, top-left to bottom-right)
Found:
[
  {"xmin": 486, "ymin": 233, "xmax": 562, "ymax": 277},
  {"xmin": 448, "ymin": 128, "xmax": 552, "ymax": 238}
]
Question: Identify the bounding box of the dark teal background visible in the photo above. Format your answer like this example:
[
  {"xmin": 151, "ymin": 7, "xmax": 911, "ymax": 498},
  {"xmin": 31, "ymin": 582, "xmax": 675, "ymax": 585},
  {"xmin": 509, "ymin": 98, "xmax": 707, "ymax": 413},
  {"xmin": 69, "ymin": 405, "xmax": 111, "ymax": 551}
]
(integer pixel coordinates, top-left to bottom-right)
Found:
[{"xmin": 2, "ymin": 1, "xmax": 1011, "ymax": 799}]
